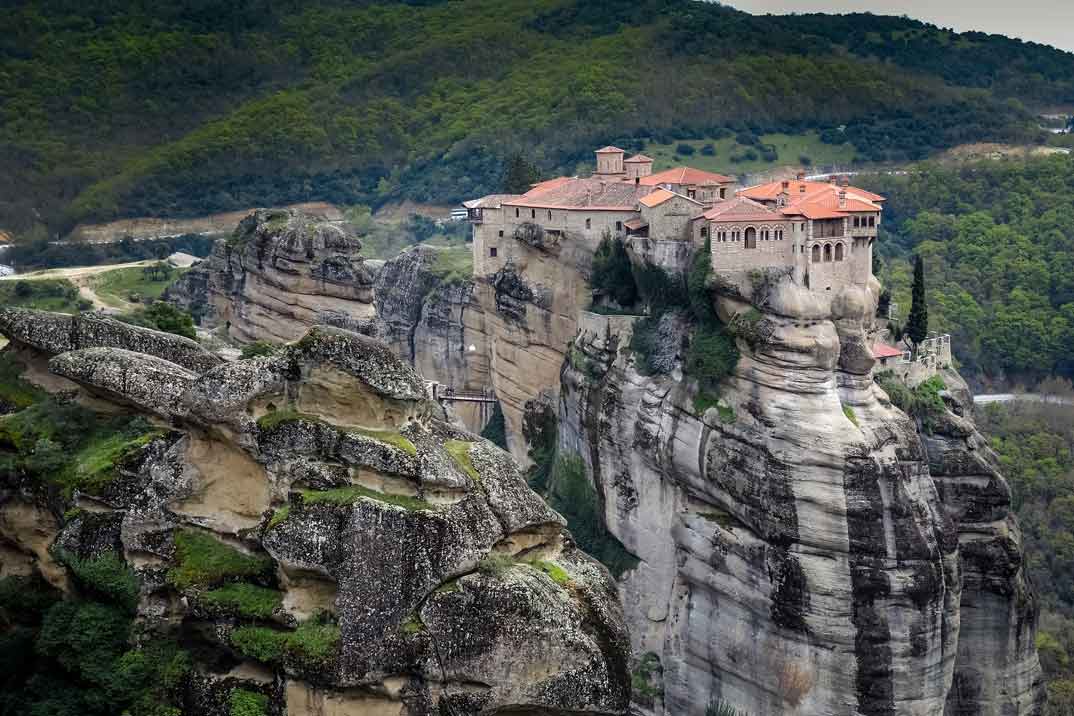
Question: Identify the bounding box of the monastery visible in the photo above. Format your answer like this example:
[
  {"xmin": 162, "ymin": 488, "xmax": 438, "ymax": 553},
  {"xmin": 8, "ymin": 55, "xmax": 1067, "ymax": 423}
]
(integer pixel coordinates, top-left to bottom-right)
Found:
[{"xmin": 465, "ymin": 145, "xmax": 884, "ymax": 293}]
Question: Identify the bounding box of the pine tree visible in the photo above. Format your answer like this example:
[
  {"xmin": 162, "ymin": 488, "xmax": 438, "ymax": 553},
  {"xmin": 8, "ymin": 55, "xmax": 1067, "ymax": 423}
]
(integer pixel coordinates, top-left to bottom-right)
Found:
[
  {"xmin": 501, "ymin": 153, "xmax": 540, "ymax": 194},
  {"xmin": 906, "ymin": 254, "xmax": 928, "ymax": 350}
]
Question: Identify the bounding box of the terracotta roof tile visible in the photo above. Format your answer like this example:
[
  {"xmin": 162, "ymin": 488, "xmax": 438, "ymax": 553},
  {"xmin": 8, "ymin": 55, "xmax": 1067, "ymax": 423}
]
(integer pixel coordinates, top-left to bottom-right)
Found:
[
  {"xmin": 872, "ymin": 343, "xmax": 905, "ymax": 359},
  {"xmin": 701, "ymin": 197, "xmax": 782, "ymax": 223},
  {"xmin": 640, "ymin": 166, "xmax": 733, "ymax": 186},
  {"xmin": 504, "ymin": 176, "xmax": 653, "ymax": 211},
  {"xmin": 595, "ymin": 146, "xmax": 625, "ymax": 154},
  {"xmin": 624, "ymin": 218, "xmax": 648, "ymax": 230},
  {"xmin": 624, "ymin": 154, "xmax": 654, "ymax": 163},
  {"xmin": 462, "ymin": 194, "xmax": 520, "ymax": 209}
]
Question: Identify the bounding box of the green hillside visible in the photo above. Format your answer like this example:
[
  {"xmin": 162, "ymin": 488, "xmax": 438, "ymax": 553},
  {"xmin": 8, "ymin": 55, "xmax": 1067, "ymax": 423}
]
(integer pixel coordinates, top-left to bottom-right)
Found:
[{"xmin": 2, "ymin": 0, "xmax": 1073, "ymax": 238}]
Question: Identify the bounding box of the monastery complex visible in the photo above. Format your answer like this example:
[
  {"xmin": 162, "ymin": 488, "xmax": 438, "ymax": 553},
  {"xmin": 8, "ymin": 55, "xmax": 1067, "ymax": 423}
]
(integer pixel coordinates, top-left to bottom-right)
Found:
[{"xmin": 465, "ymin": 145, "xmax": 885, "ymax": 293}]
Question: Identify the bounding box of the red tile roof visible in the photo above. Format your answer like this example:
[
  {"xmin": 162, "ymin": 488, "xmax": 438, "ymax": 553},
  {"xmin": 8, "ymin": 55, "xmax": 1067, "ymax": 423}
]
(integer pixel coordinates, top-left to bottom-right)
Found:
[
  {"xmin": 462, "ymin": 194, "xmax": 520, "ymax": 209},
  {"xmin": 624, "ymin": 154, "xmax": 654, "ymax": 163},
  {"xmin": 640, "ymin": 166, "xmax": 733, "ymax": 187},
  {"xmin": 739, "ymin": 179, "xmax": 884, "ymax": 220},
  {"xmin": 872, "ymin": 343, "xmax": 905, "ymax": 359},
  {"xmin": 639, "ymin": 188, "xmax": 679, "ymax": 208},
  {"xmin": 595, "ymin": 146, "xmax": 625, "ymax": 154},
  {"xmin": 504, "ymin": 175, "xmax": 653, "ymax": 211},
  {"xmin": 700, "ymin": 197, "xmax": 782, "ymax": 223}
]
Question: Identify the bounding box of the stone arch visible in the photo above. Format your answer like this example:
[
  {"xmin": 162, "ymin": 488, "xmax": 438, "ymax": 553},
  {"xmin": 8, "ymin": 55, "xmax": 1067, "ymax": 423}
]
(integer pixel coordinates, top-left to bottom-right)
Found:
[
  {"xmin": 824, "ymin": 243, "xmax": 833, "ymax": 262},
  {"xmin": 745, "ymin": 226, "xmax": 757, "ymax": 249},
  {"xmin": 835, "ymin": 242, "xmax": 844, "ymax": 261},
  {"xmin": 811, "ymin": 244, "xmax": 821, "ymax": 262}
]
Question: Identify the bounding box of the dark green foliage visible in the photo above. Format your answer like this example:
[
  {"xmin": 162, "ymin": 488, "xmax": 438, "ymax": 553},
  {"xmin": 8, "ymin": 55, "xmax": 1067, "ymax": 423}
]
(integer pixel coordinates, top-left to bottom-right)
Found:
[
  {"xmin": 501, "ymin": 153, "xmax": 541, "ymax": 194},
  {"xmin": 675, "ymin": 143, "xmax": 695, "ymax": 156},
  {"xmin": 480, "ymin": 401, "xmax": 508, "ymax": 450},
  {"xmin": 875, "ymin": 374, "xmax": 947, "ymax": 427},
  {"xmin": 634, "ymin": 263, "xmax": 687, "ymax": 312},
  {"xmin": 2, "ymin": 1, "xmax": 1061, "ymax": 237},
  {"xmin": 591, "ymin": 236, "xmax": 638, "ymax": 308},
  {"xmin": 906, "ymin": 255, "xmax": 929, "ymax": 348},
  {"xmin": 0, "ymin": 279, "xmax": 82, "ymax": 313},
  {"xmin": 0, "ymin": 397, "xmax": 162, "ymax": 495},
  {"xmin": 239, "ymin": 341, "xmax": 280, "ymax": 360},
  {"xmin": 118, "ymin": 302, "xmax": 197, "ymax": 340},
  {"xmin": 544, "ymin": 453, "xmax": 639, "ymax": 578},
  {"xmin": 167, "ymin": 530, "xmax": 273, "ymax": 590},
  {"xmin": 860, "ymin": 156, "xmax": 1074, "ymax": 381},
  {"xmin": 8, "ymin": 235, "xmax": 216, "ymax": 273},
  {"xmin": 523, "ymin": 401, "xmax": 559, "ymax": 495},
  {"xmin": 57, "ymin": 550, "xmax": 140, "ymax": 613},
  {"xmin": 0, "ymin": 574, "xmax": 61, "ymax": 625},
  {"xmin": 231, "ymin": 620, "xmax": 340, "ymax": 671},
  {"xmin": 685, "ymin": 324, "xmax": 739, "ymax": 398},
  {"xmin": 0, "ymin": 351, "xmax": 46, "ymax": 413},
  {"xmin": 229, "ymin": 689, "xmax": 269, "ymax": 716},
  {"xmin": 199, "ymin": 584, "xmax": 282, "ymax": 620}
]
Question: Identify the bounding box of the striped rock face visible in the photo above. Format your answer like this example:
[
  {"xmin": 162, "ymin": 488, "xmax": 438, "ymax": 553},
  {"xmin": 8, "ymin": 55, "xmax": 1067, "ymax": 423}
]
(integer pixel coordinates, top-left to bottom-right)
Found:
[{"xmin": 558, "ymin": 274, "xmax": 1043, "ymax": 716}]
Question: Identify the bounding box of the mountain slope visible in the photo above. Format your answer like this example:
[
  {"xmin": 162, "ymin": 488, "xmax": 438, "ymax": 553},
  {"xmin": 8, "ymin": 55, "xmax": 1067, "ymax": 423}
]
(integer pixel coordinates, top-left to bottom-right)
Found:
[{"xmin": 2, "ymin": 0, "xmax": 1073, "ymax": 236}]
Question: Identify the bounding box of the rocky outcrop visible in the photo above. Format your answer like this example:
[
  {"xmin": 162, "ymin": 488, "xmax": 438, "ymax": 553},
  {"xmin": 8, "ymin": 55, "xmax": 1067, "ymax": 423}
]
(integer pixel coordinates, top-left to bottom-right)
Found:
[
  {"xmin": 558, "ymin": 273, "xmax": 1043, "ymax": 715},
  {"xmin": 0, "ymin": 312, "xmax": 631, "ymax": 715},
  {"xmin": 165, "ymin": 209, "xmax": 377, "ymax": 344},
  {"xmin": 0, "ymin": 306, "xmax": 222, "ymax": 374}
]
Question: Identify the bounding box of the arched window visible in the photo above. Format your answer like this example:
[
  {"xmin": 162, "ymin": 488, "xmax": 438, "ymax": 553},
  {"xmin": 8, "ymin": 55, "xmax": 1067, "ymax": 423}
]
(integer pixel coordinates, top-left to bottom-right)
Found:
[
  {"xmin": 745, "ymin": 227, "xmax": 757, "ymax": 249},
  {"xmin": 585, "ymin": 218, "xmax": 591, "ymax": 230},
  {"xmin": 811, "ymin": 244, "xmax": 821, "ymax": 262},
  {"xmin": 531, "ymin": 209, "xmax": 536, "ymax": 219},
  {"xmin": 548, "ymin": 210, "xmax": 552, "ymax": 221},
  {"xmin": 515, "ymin": 208, "xmax": 520, "ymax": 218},
  {"xmin": 853, "ymin": 216, "xmax": 860, "ymax": 228},
  {"xmin": 835, "ymin": 243, "xmax": 844, "ymax": 261},
  {"xmin": 701, "ymin": 227, "xmax": 709, "ymax": 238},
  {"xmin": 824, "ymin": 243, "xmax": 833, "ymax": 262}
]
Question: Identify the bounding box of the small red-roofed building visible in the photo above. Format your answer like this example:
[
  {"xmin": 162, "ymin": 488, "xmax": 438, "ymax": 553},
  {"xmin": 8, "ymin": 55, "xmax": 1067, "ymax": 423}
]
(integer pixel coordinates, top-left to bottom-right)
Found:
[{"xmin": 871, "ymin": 342, "xmax": 907, "ymax": 370}]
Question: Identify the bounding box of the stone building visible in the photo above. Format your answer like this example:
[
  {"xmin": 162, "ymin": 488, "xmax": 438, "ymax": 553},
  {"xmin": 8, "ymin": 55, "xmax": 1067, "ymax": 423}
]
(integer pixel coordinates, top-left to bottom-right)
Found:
[{"xmin": 464, "ymin": 149, "xmax": 884, "ymax": 296}]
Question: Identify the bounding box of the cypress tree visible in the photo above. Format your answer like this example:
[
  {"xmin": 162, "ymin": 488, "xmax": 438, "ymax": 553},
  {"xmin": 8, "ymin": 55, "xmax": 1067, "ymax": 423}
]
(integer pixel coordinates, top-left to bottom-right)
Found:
[
  {"xmin": 906, "ymin": 254, "xmax": 928, "ymax": 349},
  {"xmin": 501, "ymin": 153, "xmax": 539, "ymax": 194}
]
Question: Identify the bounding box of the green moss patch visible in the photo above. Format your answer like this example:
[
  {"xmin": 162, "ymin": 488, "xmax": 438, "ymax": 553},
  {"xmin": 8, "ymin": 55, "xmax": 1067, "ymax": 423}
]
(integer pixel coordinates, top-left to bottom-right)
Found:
[
  {"xmin": 56, "ymin": 549, "xmax": 139, "ymax": 612},
  {"xmin": 444, "ymin": 439, "xmax": 480, "ymax": 482},
  {"xmin": 428, "ymin": 246, "xmax": 473, "ymax": 286},
  {"xmin": 529, "ymin": 560, "xmax": 571, "ymax": 587},
  {"xmin": 167, "ymin": 530, "xmax": 273, "ymax": 590},
  {"xmin": 200, "ymin": 583, "xmax": 282, "ymax": 619},
  {"xmin": 229, "ymin": 688, "xmax": 269, "ymax": 716},
  {"xmin": 400, "ymin": 613, "xmax": 424, "ymax": 635},
  {"xmin": 0, "ymin": 352, "xmax": 46, "ymax": 412},
  {"xmin": 842, "ymin": 403, "xmax": 859, "ymax": 427},
  {"xmin": 231, "ymin": 621, "xmax": 340, "ymax": 670},
  {"xmin": 266, "ymin": 505, "xmax": 290, "ymax": 530},
  {"xmin": 347, "ymin": 427, "xmax": 417, "ymax": 456},
  {"xmin": 256, "ymin": 408, "xmax": 320, "ymax": 432},
  {"xmin": 299, "ymin": 485, "xmax": 432, "ymax": 512}
]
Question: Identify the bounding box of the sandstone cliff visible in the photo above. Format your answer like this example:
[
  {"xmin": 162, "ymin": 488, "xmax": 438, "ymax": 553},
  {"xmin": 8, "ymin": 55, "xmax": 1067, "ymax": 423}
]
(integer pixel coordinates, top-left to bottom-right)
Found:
[
  {"xmin": 556, "ymin": 272, "xmax": 1043, "ymax": 715},
  {"xmin": 0, "ymin": 307, "xmax": 631, "ymax": 715}
]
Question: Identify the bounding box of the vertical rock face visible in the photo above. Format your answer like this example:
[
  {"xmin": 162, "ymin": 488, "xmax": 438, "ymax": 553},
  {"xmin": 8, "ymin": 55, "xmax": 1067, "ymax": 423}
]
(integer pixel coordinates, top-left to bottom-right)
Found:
[
  {"xmin": 165, "ymin": 209, "xmax": 376, "ymax": 344},
  {"xmin": 0, "ymin": 314, "xmax": 632, "ymax": 716},
  {"xmin": 558, "ymin": 273, "xmax": 1042, "ymax": 715}
]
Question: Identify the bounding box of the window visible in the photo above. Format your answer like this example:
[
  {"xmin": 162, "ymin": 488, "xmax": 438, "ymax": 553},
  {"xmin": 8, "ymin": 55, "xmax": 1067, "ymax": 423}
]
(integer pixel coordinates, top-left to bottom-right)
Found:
[
  {"xmin": 812, "ymin": 244, "xmax": 821, "ymax": 262},
  {"xmin": 745, "ymin": 227, "xmax": 757, "ymax": 249},
  {"xmin": 548, "ymin": 210, "xmax": 552, "ymax": 221},
  {"xmin": 701, "ymin": 227, "xmax": 709, "ymax": 237},
  {"xmin": 835, "ymin": 243, "xmax": 844, "ymax": 261},
  {"xmin": 824, "ymin": 243, "xmax": 833, "ymax": 262},
  {"xmin": 498, "ymin": 230, "xmax": 504, "ymax": 237},
  {"xmin": 615, "ymin": 221, "xmax": 623, "ymax": 232},
  {"xmin": 531, "ymin": 209, "xmax": 535, "ymax": 219},
  {"xmin": 490, "ymin": 247, "xmax": 498, "ymax": 257},
  {"xmin": 515, "ymin": 208, "xmax": 519, "ymax": 218},
  {"xmin": 720, "ymin": 188, "xmax": 727, "ymax": 199},
  {"xmin": 585, "ymin": 218, "xmax": 591, "ymax": 230},
  {"xmin": 869, "ymin": 216, "xmax": 876, "ymax": 227},
  {"xmin": 688, "ymin": 189, "xmax": 696, "ymax": 199},
  {"xmin": 853, "ymin": 216, "xmax": 860, "ymax": 228}
]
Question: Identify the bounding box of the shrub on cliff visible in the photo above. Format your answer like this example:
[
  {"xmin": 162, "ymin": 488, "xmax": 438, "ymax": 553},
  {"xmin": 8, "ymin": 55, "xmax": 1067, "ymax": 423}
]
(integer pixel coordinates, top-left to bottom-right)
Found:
[
  {"xmin": 118, "ymin": 302, "xmax": 197, "ymax": 340},
  {"xmin": 591, "ymin": 235, "xmax": 637, "ymax": 308}
]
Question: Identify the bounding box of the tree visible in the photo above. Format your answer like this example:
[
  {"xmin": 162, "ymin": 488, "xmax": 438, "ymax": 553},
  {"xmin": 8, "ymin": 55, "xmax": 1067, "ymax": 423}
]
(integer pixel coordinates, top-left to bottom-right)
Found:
[
  {"xmin": 590, "ymin": 234, "xmax": 637, "ymax": 307},
  {"xmin": 905, "ymin": 254, "xmax": 929, "ymax": 350},
  {"xmin": 500, "ymin": 153, "xmax": 540, "ymax": 194}
]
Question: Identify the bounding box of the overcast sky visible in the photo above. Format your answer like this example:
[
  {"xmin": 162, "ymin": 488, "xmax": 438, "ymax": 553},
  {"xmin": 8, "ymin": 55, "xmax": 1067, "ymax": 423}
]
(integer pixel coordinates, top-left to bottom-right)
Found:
[{"xmin": 723, "ymin": 0, "xmax": 1074, "ymax": 53}]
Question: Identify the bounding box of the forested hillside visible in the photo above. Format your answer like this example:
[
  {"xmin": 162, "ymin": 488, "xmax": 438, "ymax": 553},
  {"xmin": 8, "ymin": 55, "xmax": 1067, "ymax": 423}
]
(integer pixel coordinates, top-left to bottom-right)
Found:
[
  {"xmin": 862, "ymin": 156, "xmax": 1074, "ymax": 385},
  {"xmin": 3, "ymin": 0, "xmax": 1073, "ymax": 238}
]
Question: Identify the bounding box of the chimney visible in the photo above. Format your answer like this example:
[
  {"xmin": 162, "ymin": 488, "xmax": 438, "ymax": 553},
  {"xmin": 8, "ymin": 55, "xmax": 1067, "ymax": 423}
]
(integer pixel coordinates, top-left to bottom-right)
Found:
[
  {"xmin": 838, "ymin": 188, "xmax": 847, "ymax": 209},
  {"xmin": 777, "ymin": 179, "xmax": 790, "ymax": 207},
  {"xmin": 782, "ymin": 180, "xmax": 790, "ymax": 190},
  {"xmin": 799, "ymin": 184, "xmax": 807, "ymax": 194},
  {"xmin": 840, "ymin": 175, "xmax": 850, "ymax": 187}
]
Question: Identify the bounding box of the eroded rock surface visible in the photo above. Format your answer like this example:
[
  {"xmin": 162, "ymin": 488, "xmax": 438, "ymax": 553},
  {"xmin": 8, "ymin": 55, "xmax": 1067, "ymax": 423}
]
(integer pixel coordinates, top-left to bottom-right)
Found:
[
  {"xmin": 0, "ymin": 313, "xmax": 631, "ymax": 715},
  {"xmin": 558, "ymin": 273, "xmax": 1043, "ymax": 715}
]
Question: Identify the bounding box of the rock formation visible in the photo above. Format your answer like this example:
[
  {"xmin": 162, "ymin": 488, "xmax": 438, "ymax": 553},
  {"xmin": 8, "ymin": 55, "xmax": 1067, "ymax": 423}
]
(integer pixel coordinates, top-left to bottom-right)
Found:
[
  {"xmin": 557, "ymin": 272, "xmax": 1044, "ymax": 715},
  {"xmin": 0, "ymin": 308, "xmax": 631, "ymax": 715},
  {"xmin": 165, "ymin": 208, "xmax": 376, "ymax": 344}
]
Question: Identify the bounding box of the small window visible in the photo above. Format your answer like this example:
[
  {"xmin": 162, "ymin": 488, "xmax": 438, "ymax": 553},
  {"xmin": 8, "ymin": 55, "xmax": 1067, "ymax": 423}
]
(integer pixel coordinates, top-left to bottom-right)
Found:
[
  {"xmin": 616, "ymin": 221, "xmax": 623, "ymax": 232},
  {"xmin": 811, "ymin": 244, "xmax": 821, "ymax": 262},
  {"xmin": 869, "ymin": 216, "xmax": 876, "ymax": 227},
  {"xmin": 585, "ymin": 218, "xmax": 591, "ymax": 230},
  {"xmin": 515, "ymin": 208, "xmax": 519, "ymax": 218},
  {"xmin": 490, "ymin": 247, "xmax": 498, "ymax": 257},
  {"xmin": 531, "ymin": 209, "xmax": 536, "ymax": 219},
  {"xmin": 688, "ymin": 189, "xmax": 696, "ymax": 199},
  {"xmin": 853, "ymin": 216, "xmax": 860, "ymax": 228},
  {"xmin": 720, "ymin": 188, "xmax": 727, "ymax": 199},
  {"xmin": 498, "ymin": 230, "xmax": 504, "ymax": 237},
  {"xmin": 835, "ymin": 243, "xmax": 844, "ymax": 261},
  {"xmin": 701, "ymin": 227, "xmax": 708, "ymax": 237},
  {"xmin": 548, "ymin": 210, "xmax": 552, "ymax": 221}
]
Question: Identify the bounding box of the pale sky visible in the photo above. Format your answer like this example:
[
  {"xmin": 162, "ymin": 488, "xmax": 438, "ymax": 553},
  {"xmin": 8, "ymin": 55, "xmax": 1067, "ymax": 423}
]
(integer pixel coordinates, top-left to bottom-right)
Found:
[{"xmin": 723, "ymin": 0, "xmax": 1074, "ymax": 53}]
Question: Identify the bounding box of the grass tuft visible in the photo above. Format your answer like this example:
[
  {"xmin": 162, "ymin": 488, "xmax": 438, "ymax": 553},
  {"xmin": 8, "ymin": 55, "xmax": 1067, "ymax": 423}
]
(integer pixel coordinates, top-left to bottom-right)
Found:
[
  {"xmin": 529, "ymin": 560, "xmax": 572, "ymax": 587},
  {"xmin": 231, "ymin": 621, "xmax": 340, "ymax": 670},
  {"xmin": 200, "ymin": 583, "xmax": 282, "ymax": 619},
  {"xmin": 347, "ymin": 427, "xmax": 417, "ymax": 456},
  {"xmin": 167, "ymin": 530, "xmax": 273, "ymax": 590},
  {"xmin": 444, "ymin": 439, "xmax": 480, "ymax": 482},
  {"xmin": 228, "ymin": 688, "xmax": 269, "ymax": 716}
]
